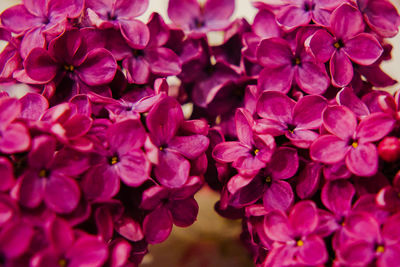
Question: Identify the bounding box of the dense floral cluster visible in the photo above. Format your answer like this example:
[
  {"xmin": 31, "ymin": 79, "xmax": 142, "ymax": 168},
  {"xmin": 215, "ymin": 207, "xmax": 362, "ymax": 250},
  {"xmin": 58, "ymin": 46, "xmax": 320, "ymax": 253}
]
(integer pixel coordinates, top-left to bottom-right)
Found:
[{"xmin": 0, "ymin": 0, "xmax": 400, "ymax": 266}]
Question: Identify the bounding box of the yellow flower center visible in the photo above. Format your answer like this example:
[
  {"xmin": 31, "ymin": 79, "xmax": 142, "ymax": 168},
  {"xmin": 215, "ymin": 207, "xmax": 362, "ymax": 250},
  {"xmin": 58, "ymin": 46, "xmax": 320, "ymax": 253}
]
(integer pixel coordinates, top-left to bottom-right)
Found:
[
  {"xmin": 352, "ymin": 141, "xmax": 358, "ymax": 148},
  {"xmin": 294, "ymin": 58, "xmax": 301, "ymax": 65},
  {"xmin": 253, "ymin": 149, "xmax": 260, "ymax": 155},
  {"xmin": 265, "ymin": 176, "xmax": 272, "ymax": 183},
  {"xmin": 297, "ymin": 240, "xmax": 304, "ymax": 247},
  {"xmin": 334, "ymin": 42, "xmax": 341, "ymax": 49},
  {"xmin": 376, "ymin": 245, "xmax": 385, "ymax": 253},
  {"xmin": 39, "ymin": 169, "xmax": 47, "ymax": 178},
  {"xmin": 110, "ymin": 156, "xmax": 118, "ymax": 165},
  {"xmin": 59, "ymin": 259, "xmax": 67, "ymax": 267},
  {"xmin": 64, "ymin": 65, "xmax": 74, "ymax": 72}
]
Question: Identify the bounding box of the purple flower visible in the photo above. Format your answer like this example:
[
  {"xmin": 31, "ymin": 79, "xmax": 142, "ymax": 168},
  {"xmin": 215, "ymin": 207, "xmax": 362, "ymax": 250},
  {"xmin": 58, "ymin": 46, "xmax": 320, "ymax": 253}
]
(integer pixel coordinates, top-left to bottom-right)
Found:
[
  {"xmin": 263, "ymin": 201, "xmax": 328, "ymax": 266},
  {"xmin": 86, "ymin": 0, "xmax": 149, "ymax": 48},
  {"xmin": 227, "ymin": 146, "xmax": 298, "ymax": 212},
  {"xmin": 24, "ymin": 29, "xmax": 117, "ymax": 100},
  {"xmin": 337, "ymin": 212, "xmax": 400, "ymax": 266},
  {"xmin": 307, "ymin": 3, "xmax": 383, "ymax": 87},
  {"xmin": 357, "ymin": 0, "xmax": 400, "ymax": 38},
  {"xmin": 310, "ymin": 105, "xmax": 395, "ymax": 176},
  {"xmin": 256, "ymin": 91, "xmax": 327, "ymax": 148},
  {"xmin": 81, "ymin": 119, "xmax": 150, "ymax": 200},
  {"xmin": 141, "ymin": 176, "xmax": 202, "ymax": 244},
  {"xmin": 168, "ymin": 0, "xmax": 235, "ymax": 33},
  {"xmin": 1, "ymin": 0, "xmax": 84, "ymax": 58},
  {"xmin": 146, "ymin": 96, "xmax": 209, "ymax": 188},
  {"xmin": 213, "ymin": 108, "xmax": 275, "ymax": 175},
  {"xmin": 275, "ymin": 0, "xmax": 344, "ymax": 30},
  {"xmin": 257, "ymin": 34, "xmax": 330, "ymax": 94}
]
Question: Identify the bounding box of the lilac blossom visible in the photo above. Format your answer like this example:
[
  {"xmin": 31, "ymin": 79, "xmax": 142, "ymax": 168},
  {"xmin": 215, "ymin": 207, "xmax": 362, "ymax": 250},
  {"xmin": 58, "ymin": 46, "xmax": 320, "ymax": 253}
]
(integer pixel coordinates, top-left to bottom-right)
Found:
[
  {"xmin": 168, "ymin": 0, "xmax": 235, "ymax": 33},
  {"xmin": 255, "ymin": 91, "xmax": 327, "ymax": 148},
  {"xmin": 307, "ymin": 3, "xmax": 383, "ymax": 87},
  {"xmin": 310, "ymin": 105, "xmax": 395, "ymax": 176},
  {"xmin": 1, "ymin": 0, "xmax": 84, "ymax": 58}
]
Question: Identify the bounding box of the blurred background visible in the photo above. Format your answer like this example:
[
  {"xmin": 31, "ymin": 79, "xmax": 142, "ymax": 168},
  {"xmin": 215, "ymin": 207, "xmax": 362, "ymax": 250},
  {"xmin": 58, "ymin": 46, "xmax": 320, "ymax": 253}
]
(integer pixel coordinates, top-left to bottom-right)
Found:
[{"xmin": 0, "ymin": 0, "xmax": 399, "ymax": 266}]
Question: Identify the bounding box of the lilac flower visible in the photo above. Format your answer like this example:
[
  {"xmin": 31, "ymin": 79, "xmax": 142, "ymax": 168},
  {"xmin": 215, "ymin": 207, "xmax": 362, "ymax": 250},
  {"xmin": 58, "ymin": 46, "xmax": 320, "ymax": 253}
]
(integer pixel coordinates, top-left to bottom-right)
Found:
[
  {"xmin": 310, "ymin": 105, "xmax": 395, "ymax": 176},
  {"xmin": 275, "ymin": 0, "xmax": 344, "ymax": 30},
  {"xmin": 24, "ymin": 29, "xmax": 117, "ymax": 100},
  {"xmin": 227, "ymin": 146, "xmax": 298, "ymax": 212},
  {"xmin": 256, "ymin": 91, "xmax": 327, "ymax": 148},
  {"xmin": 377, "ymin": 173, "xmax": 400, "ymax": 212},
  {"xmin": 0, "ymin": 27, "xmax": 22, "ymax": 80},
  {"xmin": 141, "ymin": 176, "xmax": 202, "ymax": 244},
  {"xmin": 257, "ymin": 34, "xmax": 330, "ymax": 94},
  {"xmin": 337, "ymin": 212, "xmax": 400, "ymax": 266},
  {"xmin": 168, "ymin": 0, "xmax": 235, "ymax": 33},
  {"xmin": 263, "ymin": 201, "xmax": 328, "ymax": 266},
  {"xmin": 357, "ymin": 0, "xmax": 400, "ymax": 38},
  {"xmin": 378, "ymin": 136, "xmax": 400, "ymax": 162},
  {"xmin": 307, "ymin": 3, "xmax": 383, "ymax": 87},
  {"xmin": 146, "ymin": 96, "xmax": 209, "ymax": 188},
  {"xmin": 0, "ymin": 96, "xmax": 30, "ymax": 154},
  {"xmin": 1, "ymin": 0, "xmax": 84, "ymax": 58},
  {"xmin": 86, "ymin": 0, "xmax": 149, "ymax": 48},
  {"xmin": 81, "ymin": 119, "xmax": 150, "ymax": 200},
  {"xmin": 213, "ymin": 108, "xmax": 275, "ymax": 175}
]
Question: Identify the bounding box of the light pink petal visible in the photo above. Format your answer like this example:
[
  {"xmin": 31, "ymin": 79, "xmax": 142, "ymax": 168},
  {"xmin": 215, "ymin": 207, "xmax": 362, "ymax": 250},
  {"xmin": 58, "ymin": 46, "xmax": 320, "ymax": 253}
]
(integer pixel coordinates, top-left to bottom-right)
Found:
[
  {"xmin": 143, "ymin": 206, "xmax": 172, "ymax": 244},
  {"xmin": 203, "ymin": 0, "xmax": 235, "ymax": 25},
  {"xmin": 337, "ymin": 87, "xmax": 370, "ymax": 117},
  {"xmin": 323, "ymin": 105, "xmax": 357, "ymax": 140},
  {"xmin": 378, "ymin": 245, "xmax": 400, "ymax": 267},
  {"xmin": 116, "ymin": 150, "xmax": 150, "ymax": 187},
  {"xmin": 263, "ymin": 180, "xmax": 294, "ymax": 212},
  {"xmin": 356, "ymin": 113, "xmax": 395, "ymax": 143},
  {"xmin": 295, "ymin": 62, "xmax": 329, "ymax": 95},
  {"xmin": 20, "ymin": 27, "xmax": 46, "ymax": 59},
  {"xmin": 1, "ymin": 5, "xmax": 42, "ymax": 33},
  {"xmin": 346, "ymin": 143, "xmax": 378, "ymax": 177},
  {"xmin": 0, "ymin": 97, "xmax": 20, "ymax": 126},
  {"xmin": 254, "ymin": 118, "xmax": 287, "ymax": 136},
  {"xmin": 44, "ymin": 175, "xmax": 80, "ymax": 213},
  {"xmin": 344, "ymin": 33, "xmax": 383, "ymax": 65},
  {"xmin": 287, "ymin": 129, "xmax": 319, "ymax": 148},
  {"xmin": 48, "ymin": 0, "xmax": 84, "ymax": 18},
  {"xmin": 289, "ymin": 201, "xmax": 318, "ymax": 236},
  {"xmin": 257, "ymin": 38, "xmax": 293, "ymax": 68},
  {"xmin": 167, "ymin": 0, "xmax": 201, "ymax": 30},
  {"xmin": 277, "ymin": 5, "xmax": 311, "ymax": 30},
  {"xmin": 114, "ymin": 216, "xmax": 144, "ymax": 242},
  {"xmin": 114, "ymin": 0, "xmax": 149, "ymax": 19},
  {"xmin": 19, "ymin": 93, "xmax": 48, "ymax": 120},
  {"xmin": 330, "ymin": 49, "xmax": 354, "ymax": 87},
  {"xmin": 155, "ymin": 150, "xmax": 190, "ymax": 188},
  {"xmin": 310, "ymin": 135, "xmax": 349, "ymax": 164},
  {"xmin": 331, "ymin": 3, "xmax": 365, "ymax": 39},
  {"xmin": 344, "ymin": 212, "xmax": 380, "ymax": 242},
  {"xmin": 0, "ymin": 123, "xmax": 30, "ymax": 154},
  {"xmin": 256, "ymin": 91, "xmax": 295, "ymax": 123},
  {"xmin": 264, "ymin": 210, "xmax": 292, "ymax": 242},
  {"xmin": 253, "ymin": 9, "xmax": 281, "ymax": 38}
]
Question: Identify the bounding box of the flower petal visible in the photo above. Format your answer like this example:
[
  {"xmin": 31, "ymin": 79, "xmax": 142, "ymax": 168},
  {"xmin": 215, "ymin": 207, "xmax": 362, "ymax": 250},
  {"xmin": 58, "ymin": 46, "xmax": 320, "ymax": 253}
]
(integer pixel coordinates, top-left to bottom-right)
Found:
[
  {"xmin": 346, "ymin": 143, "xmax": 378, "ymax": 177},
  {"xmin": 146, "ymin": 47, "xmax": 181, "ymax": 76},
  {"xmin": 289, "ymin": 201, "xmax": 318, "ymax": 236},
  {"xmin": 308, "ymin": 29, "xmax": 335, "ymax": 62},
  {"xmin": 143, "ymin": 206, "xmax": 173, "ymax": 244},
  {"xmin": 330, "ymin": 49, "xmax": 354, "ymax": 87},
  {"xmin": 169, "ymin": 198, "xmax": 198, "ymax": 227},
  {"xmin": 155, "ymin": 150, "xmax": 190, "ymax": 188},
  {"xmin": 258, "ymin": 65, "xmax": 294, "ymax": 93},
  {"xmin": 119, "ymin": 19, "xmax": 150, "ymax": 49},
  {"xmin": 212, "ymin": 142, "xmax": 249, "ymax": 163},
  {"xmin": 276, "ymin": 5, "xmax": 311, "ymax": 30},
  {"xmin": 269, "ymin": 147, "xmax": 298, "ymax": 180},
  {"xmin": 323, "ymin": 105, "xmax": 357, "ymax": 140},
  {"xmin": 168, "ymin": 135, "xmax": 209, "ymax": 160},
  {"xmin": 356, "ymin": 113, "xmax": 395, "ymax": 143},
  {"xmin": 293, "ymin": 95, "xmax": 327, "ymax": 129},
  {"xmin": 116, "ymin": 149, "xmax": 150, "ymax": 187},
  {"xmin": 321, "ymin": 180, "xmax": 355, "ymax": 216},
  {"xmin": 263, "ymin": 180, "xmax": 294, "ymax": 212},
  {"xmin": 295, "ymin": 62, "xmax": 329, "ymax": 94},
  {"xmin": 24, "ymin": 48, "xmax": 57, "ymax": 83},
  {"xmin": 344, "ymin": 33, "xmax": 383, "ymax": 65},
  {"xmin": 331, "ymin": 3, "xmax": 365, "ymax": 39},
  {"xmin": 264, "ymin": 210, "xmax": 292, "ymax": 242},
  {"xmin": 44, "ymin": 175, "xmax": 80, "ymax": 213},
  {"xmin": 257, "ymin": 38, "xmax": 292, "ymax": 68},
  {"xmin": 256, "ymin": 91, "xmax": 295, "ymax": 123},
  {"xmin": 310, "ymin": 135, "xmax": 348, "ymax": 164}
]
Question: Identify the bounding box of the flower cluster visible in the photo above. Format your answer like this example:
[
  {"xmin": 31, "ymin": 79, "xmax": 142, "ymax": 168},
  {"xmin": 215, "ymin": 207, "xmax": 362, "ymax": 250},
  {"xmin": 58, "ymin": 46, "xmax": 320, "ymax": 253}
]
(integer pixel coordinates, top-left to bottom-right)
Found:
[{"xmin": 0, "ymin": 0, "xmax": 400, "ymax": 266}]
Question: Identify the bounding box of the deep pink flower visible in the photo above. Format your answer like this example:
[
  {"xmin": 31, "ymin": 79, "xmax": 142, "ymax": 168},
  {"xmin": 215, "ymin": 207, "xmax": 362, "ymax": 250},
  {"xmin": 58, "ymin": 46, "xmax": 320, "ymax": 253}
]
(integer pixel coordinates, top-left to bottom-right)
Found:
[
  {"xmin": 310, "ymin": 105, "xmax": 395, "ymax": 176},
  {"xmin": 307, "ymin": 3, "xmax": 383, "ymax": 87}
]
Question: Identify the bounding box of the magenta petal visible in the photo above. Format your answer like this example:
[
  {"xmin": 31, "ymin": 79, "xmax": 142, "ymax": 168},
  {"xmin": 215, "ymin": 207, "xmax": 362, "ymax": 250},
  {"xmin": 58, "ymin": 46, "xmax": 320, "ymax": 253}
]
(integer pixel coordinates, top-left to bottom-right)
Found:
[
  {"xmin": 287, "ymin": 129, "xmax": 319, "ymax": 148},
  {"xmin": 296, "ymin": 162, "xmax": 322, "ymax": 199},
  {"xmin": 147, "ymin": 97, "xmax": 184, "ymax": 146},
  {"xmin": 0, "ymin": 122, "xmax": 30, "ymax": 154},
  {"xmin": 253, "ymin": 9, "xmax": 281, "ymax": 38},
  {"xmin": 168, "ymin": 135, "xmax": 209, "ymax": 160},
  {"xmin": 298, "ymin": 235, "xmax": 328, "ymax": 265},
  {"xmin": 119, "ymin": 19, "xmax": 150, "ymax": 49},
  {"xmin": 344, "ymin": 33, "xmax": 383, "ymax": 65},
  {"xmin": 143, "ymin": 206, "xmax": 173, "ymax": 244},
  {"xmin": 356, "ymin": 113, "xmax": 395, "ymax": 143},
  {"xmin": 235, "ymin": 108, "xmax": 254, "ymax": 147},
  {"xmin": 263, "ymin": 180, "xmax": 294, "ymax": 212},
  {"xmin": 107, "ymin": 119, "xmax": 146, "ymax": 154},
  {"xmin": 212, "ymin": 142, "xmax": 249, "ymax": 163},
  {"xmin": 1, "ymin": 5, "xmax": 42, "ymax": 33},
  {"xmin": 28, "ymin": 135, "xmax": 56, "ymax": 169},
  {"xmin": 382, "ymin": 213, "xmax": 400, "ymax": 242},
  {"xmin": 24, "ymin": 48, "xmax": 57, "ymax": 83},
  {"xmin": 257, "ymin": 38, "xmax": 292, "ymax": 68},
  {"xmin": 0, "ymin": 97, "xmax": 20, "ymax": 125},
  {"xmin": 114, "ymin": 0, "xmax": 149, "ymax": 18},
  {"xmin": 295, "ymin": 62, "xmax": 329, "ymax": 94},
  {"xmin": 308, "ymin": 30, "xmax": 335, "ymax": 62},
  {"xmin": 81, "ymin": 165, "xmax": 120, "ymax": 200},
  {"xmin": 276, "ymin": 5, "xmax": 311, "ymax": 30},
  {"xmin": 123, "ymin": 56, "xmax": 150, "ymax": 84},
  {"xmin": 146, "ymin": 47, "xmax": 181, "ymax": 76},
  {"xmin": 63, "ymin": 114, "xmax": 92, "ymax": 139},
  {"xmin": 310, "ymin": 135, "xmax": 348, "ymax": 164},
  {"xmin": 258, "ymin": 65, "xmax": 294, "ymax": 94},
  {"xmin": 321, "ymin": 180, "xmax": 354, "ymax": 216},
  {"xmin": 0, "ymin": 221, "xmax": 34, "ymax": 258},
  {"xmin": 116, "ymin": 150, "xmax": 150, "ymax": 187},
  {"xmin": 344, "ymin": 212, "xmax": 380, "ymax": 242},
  {"xmin": 331, "ymin": 3, "xmax": 365, "ymax": 39},
  {"xmin": 48, "ymin": 217, "xmax": 74, "ymax": 252},
  {"xmin": 167, "ymin": 0, "xmax": 200, "ymax": 29},
  {"xmin": 269, "ymin": 147, "xmax": 298, "ymax": 180},
  {"xmin": 289, "ymin": 201, "xmax": 318, "ymax": 236},
  {"xmin": 330, "ymin": 49, "xmax": 353, "ymax": 87},
  {"xmin": 338, "ymin": 240, "xmax": 374, "ymax": 265},
  {"xmin": 155, "ymin": 150, "xmax": 190, "ymax": 188},
  {"xmin": 48, "ymin": 0, "xmax": 84, "ymax": 18},
  {"xmin": 323, "ymin": 105, "xmax": 357, "ymax": 140},
  {"xmin": 114, "ymin": 216, "xmax": 144, "ymax": 242},
  {"xmin": 264, "ymin": 210, "xmax": 292, "ymax": 242},
  {"xmin": 203, "ymin": 0, "xmax": 235, "ymax": 24},
  {"xmin": 20, "ymin": 27, "xmax": 46, "ymax": 59},
  {"xmin": 66, "ymin": 237, "xmax": 108, "ymax": 267},
  {"xmin": 44, "ymin": 175, "xmax": 80, "ymax": 213},
  {"xmin": 257, "ymin": 91, "xmax": 295, "ymax": 123},
  {"xmin": 346, "ymin": 143, "xmax": 378, "ymax": 177},
  {"xmin": 0, "ymin": 157, "xmax": 14, "ymax": 191},
  {"xmin": 378, "ymin": 245, "xmax": 400, "ymax": 267},
  {"xmin": 337, "ymin": 87, "xmax": 370, "ymax": 117},
  {"xmin": 169, "ymin": 198, "xmax": 198, "ymax": 227},
  {"xmin": 18, "ymin": 173, "xmax": 45, "ymax": 208},
  {"xmin": 19, "ymin": 93, "xmax": 48, "ymax": 121},
  {"xmin": 293, "ymin": 95, "xmax": 327, "ymax": 129},
  {"xmin": 254, "ymin": 118, "xmax": 287, "ymax": 136},
  {"xmin": 77, "ymin": 48, "xmax": 117, "ymax": 86}
]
